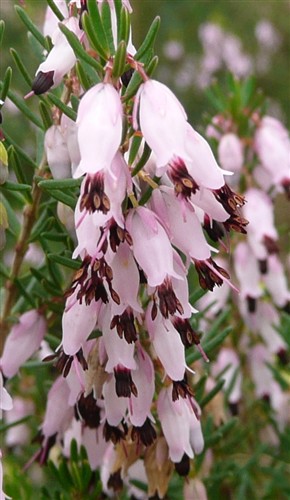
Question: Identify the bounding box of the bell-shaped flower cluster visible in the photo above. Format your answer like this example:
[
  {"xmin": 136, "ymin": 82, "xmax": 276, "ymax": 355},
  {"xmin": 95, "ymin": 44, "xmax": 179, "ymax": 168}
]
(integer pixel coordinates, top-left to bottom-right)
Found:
[
  {"xmin": 0, "ymin": 3, "xmax": 254, "ymax": 496},
  {"xmin": 199, "ymin": 109, "xmax": 290, "ymax": 426},
  {"xmin": 26, "ymin": 63, "xmax": 249, "ymax": 490}
]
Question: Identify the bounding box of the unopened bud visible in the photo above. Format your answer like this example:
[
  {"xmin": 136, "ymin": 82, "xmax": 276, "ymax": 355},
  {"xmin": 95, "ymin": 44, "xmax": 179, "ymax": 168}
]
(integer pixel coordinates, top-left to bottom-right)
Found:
[{"xmin": 0, "ymin": 142, "xmax": 8, "ymax": 184}]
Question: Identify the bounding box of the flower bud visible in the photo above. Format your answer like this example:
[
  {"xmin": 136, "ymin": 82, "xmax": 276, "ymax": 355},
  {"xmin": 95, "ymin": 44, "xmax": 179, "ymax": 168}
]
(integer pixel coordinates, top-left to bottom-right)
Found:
[
  {"xmin": 44, "ymin": 125, "xmax": 72, "ymax": 179},
  {"xmin": 0, "ymin": 142, "xmax": 8, "ymax": 184},
  {"xmin": 0, "ymin": 202, "xmax": 8, "ymax": 250},
  {"xmin": 0, "ymin": 310, "xmax": 46, "ymax": 378},
  {"xmin": 218, "ymin": 133, "xmax": 244, "ymax": 172}
]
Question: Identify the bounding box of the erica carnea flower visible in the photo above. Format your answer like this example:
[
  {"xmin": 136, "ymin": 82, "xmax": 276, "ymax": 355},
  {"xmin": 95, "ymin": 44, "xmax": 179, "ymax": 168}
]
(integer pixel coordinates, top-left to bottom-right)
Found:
[
  {"xmin": 0, "ymin": 310, "xmax": 46, "ymax": 378},
  {"xmin": 254, "ymin": 116, "xmax": 290, "ymax": 195},
  {"xmin": 32, "ymin": 17, "xmax": 83, "ymax": 95},
  {"xmin": 74, "ymin": 83, "xmax": 123, "ymax": 177}
]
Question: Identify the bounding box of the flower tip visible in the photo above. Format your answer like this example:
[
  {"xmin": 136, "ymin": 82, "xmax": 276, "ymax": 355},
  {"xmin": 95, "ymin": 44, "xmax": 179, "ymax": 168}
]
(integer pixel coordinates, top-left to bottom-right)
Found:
[{"xmin": 24, "ymin": 90, "xmax": 35, "ymax": 100}]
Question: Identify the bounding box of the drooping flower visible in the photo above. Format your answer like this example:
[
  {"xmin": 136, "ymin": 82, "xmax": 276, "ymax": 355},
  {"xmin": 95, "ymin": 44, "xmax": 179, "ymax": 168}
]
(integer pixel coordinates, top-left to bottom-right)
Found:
[
  {"xmin": 62, "ymin": 286, "xmax": 101, "ymax": 356},
  {"xmin": 254, "ymin": 116, "xmax": 290, "ymax": 194},
  {"xmin": 43, "ymin": 1, "xmax": 69, "ymax": 38},
  {"xmin": 32, "ymin": 17, "xmax": 83, "ymax": 94},
  {"xmin": 243, "ymin": 188, "xmax": 278, "ymax": 260},
  {"xmin": 126, "ymin": 206, "xmax": 181, "ymax": 287},
  {"xmin": 133, "ymin": 79, "xmax": 189, "ymax": 172},
  {"xmin": 212, "ymin": 348, "xmax": 242, "ymax": 404},
  {"xmin": 146, "ymin": 307, "xmax": 187, "ymax": 381},
  {"xmin": 157, "ymin": 386, "xmax": 204, "ymax": 463},
  {"xmin": 0, "ymin": 373, "xmax": 13, "ymax": 417},
  {"xmin": 218, "ymin": 133, "xmax": 244, "ymax": 173},
  {"xmin": 44, "ymin": 125, "xmax": 72, "ymax": 179},
  {"xmin": 0, "ymin": 310, "xmax": 46, "ymax": 378},
  {"xmin": 74, "ymin": 83, "xmax": 123, "ymax": 177}
]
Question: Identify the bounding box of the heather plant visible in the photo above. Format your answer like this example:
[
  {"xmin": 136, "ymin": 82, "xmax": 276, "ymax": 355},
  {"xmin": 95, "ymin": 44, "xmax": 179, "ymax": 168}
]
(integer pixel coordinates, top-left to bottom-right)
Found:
[{"xmin": 0, "ymin": 2, "xmax": 289, "ymax": 499}]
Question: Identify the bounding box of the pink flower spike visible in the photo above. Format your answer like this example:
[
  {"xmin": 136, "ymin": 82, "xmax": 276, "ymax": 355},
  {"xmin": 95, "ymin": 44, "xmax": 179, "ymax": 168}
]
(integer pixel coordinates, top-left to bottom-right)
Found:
[
  {"xmin": 0, "ymin": 310, "xmax": 46, "ymax": 378},
  {"xmin": 74, "ymin": 83, "xmax": 123, "ymax": 177}
]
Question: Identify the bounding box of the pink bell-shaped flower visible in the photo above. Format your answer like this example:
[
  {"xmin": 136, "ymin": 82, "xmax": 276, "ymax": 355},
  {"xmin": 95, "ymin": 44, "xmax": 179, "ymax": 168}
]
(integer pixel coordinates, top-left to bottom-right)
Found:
[
  {"xmin": 157, "ymin": 386, "xmax": 204, "ymax": 463},
  {"xmin": 243, "ymin": 188, "xmax": 278, "ymax": 260},
  {"xmin": 218, "ymin": 133, "xmax": 244, "ymax": 173},
  {"xmin": 33, "ymin": 17, "xmax": 82, "ymax": 94},
  {"xmin": 146, "ymin": 306, "xmax": 187, "ymax": 381},
  {"xmin": 126, "ymin": 206, "xmax": 181, "ymax": 287},
  {"xmin": 62, "ymin": 287, "xmax": 100, "ymax": 356},
  {"xmin": 133, "ymin": 79, "xmax": 189, "ymax": 172},
  {"xmin": 74, "ymin": 83, "xmax": 123, "ymax": 177},
  {"xmin": 42, "ymin": 376, "xmax": 74, "ymax": 439},
  {"xmin": 44, "ymin": 125, "xmax": 72, "ymax": 179},
  {"xmin": 0, "ymin": 310, "xmax": 46, "ymax": 378},
  {"xmin": 255, "ymin": 116, "xmax": 290, "ymax": 189}
]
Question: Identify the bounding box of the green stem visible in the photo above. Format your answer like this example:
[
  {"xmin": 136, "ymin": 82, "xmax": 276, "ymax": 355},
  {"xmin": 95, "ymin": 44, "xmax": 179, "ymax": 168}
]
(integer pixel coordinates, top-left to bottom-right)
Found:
[{"xmin": 0, "ymin": 155, "xmax": 46, "ymax": 354}]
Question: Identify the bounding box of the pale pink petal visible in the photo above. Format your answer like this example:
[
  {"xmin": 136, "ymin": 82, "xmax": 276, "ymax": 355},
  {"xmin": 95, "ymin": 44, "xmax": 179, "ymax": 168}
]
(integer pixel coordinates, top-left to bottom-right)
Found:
[
  {"xmin": 104, "ymin": 153, "xmax": 131, "ymax": 228},
  {"xmin": 127, "ymin": 207, "xmax": 181, "ymax": 287},
  {"xmin": 42, "ymin": 377, "xmax": 74, "ymax": 437},
  {"xmin": 0, "ymin": 373, "xmax": 13, "ymax": 413},
  {"xmin": 44, "ymin": 125, "xmax": 71, "ymax": 179},
  {"xmin": 186, "ymin": 126, "xmax": 231, "ymax": 189},
  {"xmin": 75, "ymin": 83, "xmax": 123, "ymax": 177},
  {"xmin": 191, "ymin": 188, "xmax": 229, "ymax": 222},
  {"xmin": 146, "ymin": 307, "xmax": 186, "ymax": 381},
  {"xmin": 234, "ymin": 242, "xmax": 262, "ymax": 300},
  {"xmin": 100, "ymin": 307, "xmax": 136, "ymax": 372},
  {"xmin": 110, "ymin": 243, "xmax": 142, "ymax": 315},
  {"xmin": 129, "ymin": 345, "xmax": 155, "ymax": 426},
  {"xmin": 0, "ymin": 310, "xmax": 46, "ymax": 378},
  {"xmin": 151, "ymin": 187, "xmax": 211, "ymax": 261},
  {"xmin": 102, "ymin": 375, "xmax": 127, "ymax": 426},
  {"xmin": 157, "ymin": 387, "xmax": 193, "ymax": 462},
  {"xmin": 134, "ymin": 80, "xmax": 189, "ymax": 171},
  {"xmin": 218, "ymin": 133, "xmax": 244, "ymax": 173},
  {"xmin": 62, "ymin": 290, "xmax": 100, "ymax": 356}
]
